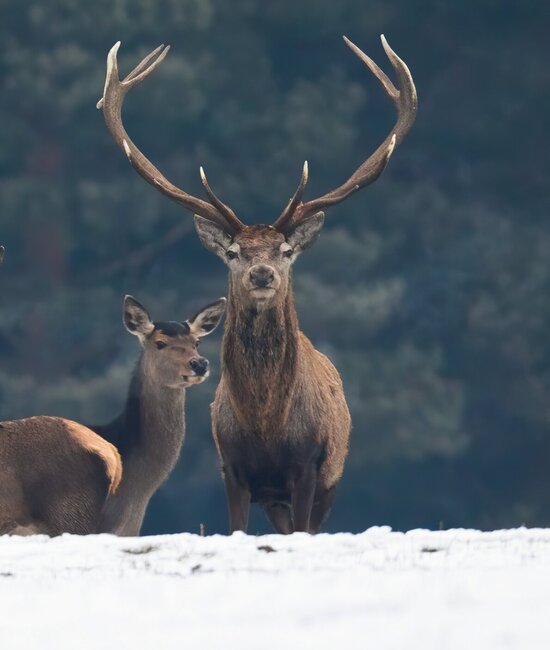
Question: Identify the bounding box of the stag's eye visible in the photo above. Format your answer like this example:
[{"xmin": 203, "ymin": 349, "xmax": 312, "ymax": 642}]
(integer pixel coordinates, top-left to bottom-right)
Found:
[
  {"xmin": 155, "ymin": 341, "xmax": 168, "ymax": 350},
  {"xmin": 283, "ymin": 248, "xmax": 293, "ymax": 258},
  {"xmin": 226, "ymin": 250, "xmax": 239, "ymax": 260}
]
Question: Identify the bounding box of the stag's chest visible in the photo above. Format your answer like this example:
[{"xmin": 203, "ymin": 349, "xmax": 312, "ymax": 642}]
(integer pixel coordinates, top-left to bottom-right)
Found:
[
  {"xmin": 215, "ymin": 372, "xmax": 308, "ymax": 439},
  {"xmin": 213, "ymin": 384, "xmax": 321, "ymax": 453}
]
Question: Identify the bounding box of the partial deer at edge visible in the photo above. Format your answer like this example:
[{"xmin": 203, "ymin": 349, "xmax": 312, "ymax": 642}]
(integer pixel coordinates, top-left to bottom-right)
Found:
[
  {"xmin": 0, "ymin": 293, "xmax": 225, "ymax": 536},
  {"xmin": 98, "ymin": 35, "xmax": 417, "ymax": 533},
  {"xmin": 0, "ymin": 247, "xmax": 122, "ymax": 536}
]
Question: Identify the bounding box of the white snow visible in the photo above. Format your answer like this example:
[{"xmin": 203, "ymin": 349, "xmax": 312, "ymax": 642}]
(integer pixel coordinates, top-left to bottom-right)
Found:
[{"xmin": 1, "ymin": 527, "xmax": 550, "ymax": 650}]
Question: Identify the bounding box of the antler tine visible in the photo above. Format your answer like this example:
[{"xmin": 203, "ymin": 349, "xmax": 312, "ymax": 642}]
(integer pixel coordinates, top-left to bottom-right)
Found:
[
  {"xmin": 97, "ymin": 42, "xmax": 244, "ymax": 233},
  {"xmin": 343, "ymin": 36, "xmax": 398, "ymax": 102},
  {"xmin": 277, "ymin": 35, "xmax": 417, "ymax": 230},
  {"xmin": 199, "ymin": 167, "xmax": 244, "ymax": 232},
  {"xmin": 124, "ymin": 44, "xmax": 167, "ymax": 84},
  {"xmin": 96, "ymin": 43, "xmax": 167, "ymax": 109},
  {"xmin": 272, "ymin": 161, "xmax": 309, "ymax": 231},
  {"xmin": 379, "ymin": 35, "xmax": 417, "ymax": 144}
]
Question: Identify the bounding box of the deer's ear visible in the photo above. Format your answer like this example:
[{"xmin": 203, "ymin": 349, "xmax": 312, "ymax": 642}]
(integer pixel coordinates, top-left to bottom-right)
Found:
[
  {"xmin": 286, "ymin": 212, "xmax": 325, "ymax": 254},
  {"xmin": 194, "ymin": 216, "xmax": 232, "ymax": 259},
  {"xmin": 123, "ymin": 295, "xmax": 155, "ymax": 337},
  {"xmin": 186, "ymin": 298, "xmax": 227, "ymax": 337}
]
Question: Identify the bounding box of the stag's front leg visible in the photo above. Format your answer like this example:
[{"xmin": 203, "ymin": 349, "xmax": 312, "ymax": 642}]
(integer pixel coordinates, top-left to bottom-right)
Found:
[
  {"xmin": 291, "ymin": 461, "xmax": 317, "ymax": 532},
  {"xmin": 223, "ymin": 465, "xmax": 250, "ymax": 533}
]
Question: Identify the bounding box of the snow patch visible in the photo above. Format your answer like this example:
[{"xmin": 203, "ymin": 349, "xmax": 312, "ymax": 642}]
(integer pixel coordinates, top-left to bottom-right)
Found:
[{"xmin": 1, "ymin": 527, "xmax": 549, "ymax": 649}]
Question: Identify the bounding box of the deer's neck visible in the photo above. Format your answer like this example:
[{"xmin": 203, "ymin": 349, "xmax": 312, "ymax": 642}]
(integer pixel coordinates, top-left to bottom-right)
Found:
[
  {"xmin": 222, "ymin": 280, "xmax": 300, "ymax": 432},
  {"xmin": 118, "ymin": 361, "xmax": 186, "ymax": 485},
  {"xmin": 98, "ymin": 358, "xmax": 186, "ymax": 535}
]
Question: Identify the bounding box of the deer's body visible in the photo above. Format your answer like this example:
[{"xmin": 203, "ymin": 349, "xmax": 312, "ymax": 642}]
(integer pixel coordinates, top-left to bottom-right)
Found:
[
  {"xmin": 194, "ymin": 224, "xmax": 352, "ymax": 533},
  {"xmin": 99, "ymin": 33, "xmax": 416, "ymax": 532},
  {"xmin": 0, "ymin": 296, "xmax": 224, "ymax": 537},
  {"xmin": 0, "ymin": 250, "xmax": 120, "ymax": 536},
  {"xmin": 92, "ymin": 296, "xmax": 225, "ymax": 536},
  {"xmin": 0, "ymin": 416, "xmax": 121, "ymax": 535},
  {"xmin": 213, "ymin": 289, "xmax": 350, "ymax": 532}
]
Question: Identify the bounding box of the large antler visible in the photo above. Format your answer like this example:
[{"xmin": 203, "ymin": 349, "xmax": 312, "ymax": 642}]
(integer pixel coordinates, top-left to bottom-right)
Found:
[
  {"xmin": 273, "ymin": 35, "xmax": 417, "ymax": 232},
  {"xmin": 97, "ymin": 42, "xmax": 244, "ymax": 234}
]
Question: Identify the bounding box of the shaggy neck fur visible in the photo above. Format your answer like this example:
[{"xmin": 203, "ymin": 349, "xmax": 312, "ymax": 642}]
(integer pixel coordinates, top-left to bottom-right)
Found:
[{"xmin": 222, "ymin": 274, "xmax": 299, "ymax": 435}]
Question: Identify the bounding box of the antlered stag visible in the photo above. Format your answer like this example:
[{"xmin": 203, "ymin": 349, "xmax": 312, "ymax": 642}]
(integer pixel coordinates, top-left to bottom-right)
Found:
[{"xmin": 98, "ymin": 35, "xmax": 417, "ymax": 533}]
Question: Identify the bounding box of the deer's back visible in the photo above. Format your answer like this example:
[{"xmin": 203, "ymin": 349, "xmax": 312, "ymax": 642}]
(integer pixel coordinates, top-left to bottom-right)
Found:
[{"xmin": 0, "ymin": 416, "xmax": 122, "ymax": 535}]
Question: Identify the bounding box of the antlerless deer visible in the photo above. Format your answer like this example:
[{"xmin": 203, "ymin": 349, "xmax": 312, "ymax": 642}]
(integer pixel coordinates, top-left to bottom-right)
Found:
[
  {"xmin": 98, "ymin": 35, "xmax": 417, "ymax": 533},
  {"xmin": 0, "ymin": 417, "xmax": 121, "ymax": 535},
  {"xmin": 92, "ymin": 295, "xmax": 226, "ymax": 536},
  {"xmin": 0, "ymin": 295, "xmax": 225, "ymax": 536}
]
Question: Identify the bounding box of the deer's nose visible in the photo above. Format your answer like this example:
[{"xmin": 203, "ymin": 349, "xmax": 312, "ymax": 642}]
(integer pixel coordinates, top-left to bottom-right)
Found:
[
  {"xmin": 249, "ymin": 264, "xmax": 275, "ymax": 288},
  {"xmin": 189, "ymin": 357, "xmax": 209, "ymax": 376}
]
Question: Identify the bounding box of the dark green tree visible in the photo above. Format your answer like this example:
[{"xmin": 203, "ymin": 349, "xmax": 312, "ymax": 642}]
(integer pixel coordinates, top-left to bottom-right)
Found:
[{"xmin": 0, "ymin": 0, "xmax": 548, "ymax": 533}]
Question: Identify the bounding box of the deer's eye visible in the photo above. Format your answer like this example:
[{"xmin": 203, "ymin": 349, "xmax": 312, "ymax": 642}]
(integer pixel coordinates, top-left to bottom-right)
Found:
[
  {"xmin": 227, "ymin": 250, "xmax": 239, "ymax": 260},
  {"xmin": 281, "ymin": 246, "xmax": 293, "ymax": 258},
  {"xmin": 156, "ymin": 341, "xmax": 168, "ymax": 350}
]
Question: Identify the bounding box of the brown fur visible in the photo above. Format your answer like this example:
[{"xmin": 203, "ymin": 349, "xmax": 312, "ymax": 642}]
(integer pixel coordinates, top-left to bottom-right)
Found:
[
  {"xmin": 90, "ymin": 295, "xmax": 226, "ymax": 536},
  {"xmin": 205, "ymin": 226, "xmax": 351, "ymax": 534},
  {"xmin": 0, "ymin": 416, "xmax": 122, "ymax": 535},
  {"xmin": 0, "ymin": 296, "xmax": 224, "ymax": 538},
  {"xmin": 65, "ymin": 421, "xmax": 122, "ymax": 495}
]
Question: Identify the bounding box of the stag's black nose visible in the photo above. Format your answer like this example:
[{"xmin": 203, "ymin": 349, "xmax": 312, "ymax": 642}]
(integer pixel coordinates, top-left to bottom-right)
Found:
[
  {"xmin": 190, "ymin": 357, "xmax": 209, "ymax": 376},
  {"xmin": 249, "ymin": 264, "xmax": 275, "ymax": 288}
]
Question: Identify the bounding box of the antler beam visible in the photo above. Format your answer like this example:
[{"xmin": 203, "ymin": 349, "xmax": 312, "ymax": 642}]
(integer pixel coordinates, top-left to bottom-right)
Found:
[{"xmin": 97, "ymin": 42, "xmax": 244, "ymax": 234}]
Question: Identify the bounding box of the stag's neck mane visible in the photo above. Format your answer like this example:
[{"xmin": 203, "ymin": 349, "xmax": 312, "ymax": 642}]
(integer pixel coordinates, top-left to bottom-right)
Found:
[{"xmin": 222, "ymin": 278, "xmax": 300, "ymax": 432}]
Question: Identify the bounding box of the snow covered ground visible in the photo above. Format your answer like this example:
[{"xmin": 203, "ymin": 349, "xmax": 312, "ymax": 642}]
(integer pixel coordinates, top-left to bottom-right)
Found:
[{"xmin": 1, "ymin": 527, "xmax": 549, "ymax": 650}]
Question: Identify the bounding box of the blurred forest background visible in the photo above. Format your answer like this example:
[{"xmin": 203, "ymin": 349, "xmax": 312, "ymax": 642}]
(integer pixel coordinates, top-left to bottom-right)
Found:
[{"xmin": 0, "ymin": 0, "xmax": 549, "ymax": 534}]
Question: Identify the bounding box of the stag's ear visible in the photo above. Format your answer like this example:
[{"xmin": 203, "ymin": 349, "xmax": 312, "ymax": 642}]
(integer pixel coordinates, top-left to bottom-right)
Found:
[
  {"xmin": 186, "ymin": 297, "xmax": 227, "ymax": 337},
  {"xmin": 194, "ymin": 216, "xmax": 232, "ymax": 259},
  {"xmin": 123, "ymin": 295, "xmax": 155, "ymax": 338},
  {"xmin": 286, "ymin": 212, "xmax": 325, "ymax": 254}
]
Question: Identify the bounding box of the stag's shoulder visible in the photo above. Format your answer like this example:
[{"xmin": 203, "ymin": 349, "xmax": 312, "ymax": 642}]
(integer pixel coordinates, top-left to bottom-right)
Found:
[{"xmin": 297, "ymin": 331, "xmax": 344, "ymax": 386}]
